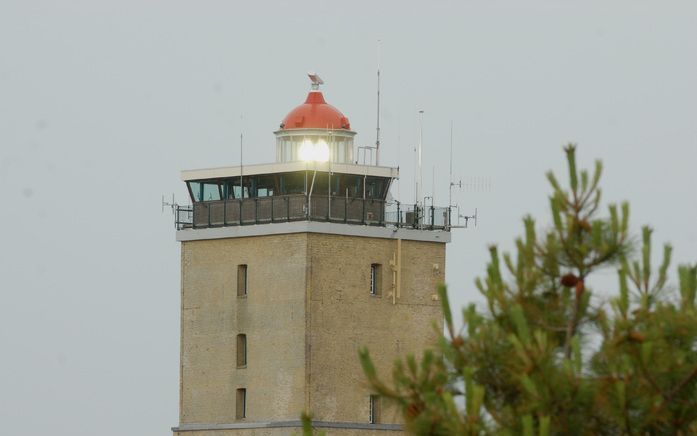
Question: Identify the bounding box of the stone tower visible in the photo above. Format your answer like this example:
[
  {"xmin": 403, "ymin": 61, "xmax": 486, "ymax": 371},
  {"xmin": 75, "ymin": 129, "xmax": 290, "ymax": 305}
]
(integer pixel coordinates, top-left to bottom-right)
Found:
[{"xmin": 172, "ymin": 75, "xmax": 451, "ymax": 435}]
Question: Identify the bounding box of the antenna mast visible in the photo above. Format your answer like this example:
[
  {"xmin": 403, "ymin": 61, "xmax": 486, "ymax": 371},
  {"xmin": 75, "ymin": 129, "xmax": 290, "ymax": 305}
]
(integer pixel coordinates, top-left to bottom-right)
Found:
[
  {"xmin": 417, "ymin": 110, "xmax": 424, "ymax": 206},
  {"xmin": 449, "ymin": 120, "xmax": 453, "ymax": 209},
  {"xmin": 375, "ymin": 40, "xmax": 381, "ymax": 166},
  {"xmin": 240, "ymin": 114, "xmax": 244, "ymax": 199}
]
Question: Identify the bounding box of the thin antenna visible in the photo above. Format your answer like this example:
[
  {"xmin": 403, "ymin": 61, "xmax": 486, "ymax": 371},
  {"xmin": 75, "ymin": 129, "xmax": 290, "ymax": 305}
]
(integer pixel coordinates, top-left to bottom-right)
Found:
[
  {"xmin": 240, "ymin": 114, "xmax": 244, "ymax": 199},
  {"xmin": 161, "ymin": 193, "xmax": 181, "ymax": 229},
  {"xmin": 417, "ymin": 110, "xmax": 424, "ymax": 206},
  {"xmin": 449, "ymin": 121, "xmax": 453, "ymax": 209},
  {"xmin": 413, "ymin": 136, "xmax": 417, "ymax": 204},
  {"xmin": 396, "ymin": 117, "xmax": 401, "ymax": 203},
  {"xmin": 375, "ymin": 40, "xmax": 381, "ymax": 166},
  {"xmin": 161, "ymin": 193, "xmax": 177, "ymax": 214},
  {"xmin": 432, "ymin": 165, "xmax": 435, "ymax": 207},
  {"xmin": 459, "ymin": 207, "xmax": 478, "ymax": 228}
]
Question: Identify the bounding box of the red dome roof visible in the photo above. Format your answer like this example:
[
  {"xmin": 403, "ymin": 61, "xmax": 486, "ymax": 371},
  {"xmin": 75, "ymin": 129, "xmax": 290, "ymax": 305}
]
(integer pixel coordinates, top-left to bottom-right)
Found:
[{"xmin": 279, "ymin": 91, "xmax": 351, "ymax": 130}]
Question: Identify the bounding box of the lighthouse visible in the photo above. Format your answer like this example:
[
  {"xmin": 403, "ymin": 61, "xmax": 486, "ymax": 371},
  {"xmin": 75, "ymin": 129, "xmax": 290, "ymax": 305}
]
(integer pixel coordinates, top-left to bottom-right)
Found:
[{"xmin": 172, "ymin": 74, "xmax": 451, "ymax": 435}]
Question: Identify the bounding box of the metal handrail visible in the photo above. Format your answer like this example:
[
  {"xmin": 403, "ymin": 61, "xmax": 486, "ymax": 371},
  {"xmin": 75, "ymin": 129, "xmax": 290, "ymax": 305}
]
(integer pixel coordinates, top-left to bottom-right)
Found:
[{"xmin": 174, "ymin": 194, "xmax": 451, "ymax": 232}]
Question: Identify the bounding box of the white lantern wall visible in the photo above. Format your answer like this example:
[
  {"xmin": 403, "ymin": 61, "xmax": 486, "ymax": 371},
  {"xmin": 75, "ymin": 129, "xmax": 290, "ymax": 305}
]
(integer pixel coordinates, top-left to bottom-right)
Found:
[{"xmin": 274, "ymin": 129, "xmax": 356, "ymax": 164}]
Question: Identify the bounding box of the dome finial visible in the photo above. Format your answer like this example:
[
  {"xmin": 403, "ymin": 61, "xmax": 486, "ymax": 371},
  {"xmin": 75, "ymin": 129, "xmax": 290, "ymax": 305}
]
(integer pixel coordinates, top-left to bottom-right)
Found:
[{"xmin": 308, "ymin": 72, "xmax": 324, "ymax": 91}]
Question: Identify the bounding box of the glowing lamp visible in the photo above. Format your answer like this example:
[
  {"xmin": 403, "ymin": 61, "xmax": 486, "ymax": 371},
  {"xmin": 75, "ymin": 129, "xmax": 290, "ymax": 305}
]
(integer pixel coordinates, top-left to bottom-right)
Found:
[
  {"xmin": 299, "ymin": 139, "xmax": 315, "ymax": 162},
  {"xmin": 299, "ymin": 139, "xmax": 330, "ymax": 163},
  {"xmin": 314, "ymin": 139, "xmax": 329, "ymax": 163}
]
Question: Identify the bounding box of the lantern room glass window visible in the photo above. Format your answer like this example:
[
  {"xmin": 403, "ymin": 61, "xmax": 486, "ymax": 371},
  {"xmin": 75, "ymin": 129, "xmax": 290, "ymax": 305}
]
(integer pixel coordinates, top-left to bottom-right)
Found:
[{"xmin": 275, "ymin": 133, "xmax": 354, "ymax": 163}]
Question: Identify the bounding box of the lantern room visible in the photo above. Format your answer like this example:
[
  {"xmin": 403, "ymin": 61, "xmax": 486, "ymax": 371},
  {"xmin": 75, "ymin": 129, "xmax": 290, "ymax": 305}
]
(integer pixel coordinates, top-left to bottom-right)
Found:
[{"xmin": 274, "ymin": 73, "xmax": 356, "ymax": 164}]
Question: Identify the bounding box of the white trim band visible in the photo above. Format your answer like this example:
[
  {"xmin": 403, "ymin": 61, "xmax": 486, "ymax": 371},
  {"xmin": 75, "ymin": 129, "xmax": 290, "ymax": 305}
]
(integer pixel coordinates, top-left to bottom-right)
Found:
[
  {"xmin": 173, "ymin": 420, "xmax": 402, "ymax": 432},
  {"xmin": 176, "ymin": 221, "xmax": 451, "ymax": 244},
  {"xmin": 181, "ymin": 162, "xmax": 398, "ymax": 181}
]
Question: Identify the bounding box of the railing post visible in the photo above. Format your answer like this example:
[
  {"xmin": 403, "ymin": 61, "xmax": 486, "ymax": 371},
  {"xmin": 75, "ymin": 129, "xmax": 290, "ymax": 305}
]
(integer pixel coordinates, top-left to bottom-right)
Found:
[
  {"xmin": 239, "ymin": 199, "xmax": 242, "ymax": 226},
  {"xmin": 270, "ymin": 197, "xmax": 274, "ymax": 223},
  {"xmin": 223, "ymin": 199, "xmax": 227, "ymax": 226},
  {"xmin": 255, "ymin": 198, "xmax": 258, "ymax": 224},
  {"xmin": 207, "ymin": 203, "xmax": 211, "ymax": 228},
  {"xmin": 286, "ymin": 196, "xmax": 290, "ymax": 222},
  {"xmin": 344, "ymin": 196, "xmax": 347, "ymax": 223}
]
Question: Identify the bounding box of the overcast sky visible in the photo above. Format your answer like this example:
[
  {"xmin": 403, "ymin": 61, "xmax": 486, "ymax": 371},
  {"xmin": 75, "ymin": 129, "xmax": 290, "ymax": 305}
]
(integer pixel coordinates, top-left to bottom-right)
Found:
[{"xmin": 1, "ymin": 1, "xmax": 695, "ymax": 435}]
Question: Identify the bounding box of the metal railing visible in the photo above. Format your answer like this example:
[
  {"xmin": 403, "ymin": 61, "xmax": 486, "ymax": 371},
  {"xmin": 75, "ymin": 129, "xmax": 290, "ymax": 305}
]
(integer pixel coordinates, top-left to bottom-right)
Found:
[{"xmin": 174, "ymin": 194, "xmax": 451, "ymax": 231}]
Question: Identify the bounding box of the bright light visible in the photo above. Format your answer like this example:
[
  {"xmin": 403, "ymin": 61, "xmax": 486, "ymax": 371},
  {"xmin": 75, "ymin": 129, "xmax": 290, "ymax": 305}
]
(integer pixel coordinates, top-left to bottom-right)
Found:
[
  {"xmin": 299, "ymin": 139, "xmax": 314, "ymax": 162},
  {"xmin": 299, "ymin": 138, "xmax": 330, "ymax": 163},
  {"xmin": 314, "ymin": 139, "xmax": 329, "ymax": 163}
]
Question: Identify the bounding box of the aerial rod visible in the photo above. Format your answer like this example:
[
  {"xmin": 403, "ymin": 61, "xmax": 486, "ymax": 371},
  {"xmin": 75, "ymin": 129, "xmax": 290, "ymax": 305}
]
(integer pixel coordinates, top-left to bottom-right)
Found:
[
  {"xmin": 449, "ymin": 120, "xmax": 453, "ymax": 210},
  {"xmin": 432, "ymin": 165, "xmax": 435, "ymax": 207},
  {"xmin": 240, "ymin": 114, "xmax": 244, "ymax": 199},
  {"xmin": 458, "ymin": 207, "xmax": 478, "ymax": 228},
  {"xmin": 375, "ymin": 39, "xmax": 381, "ymax": 166},
  {"xmin": 417, "ymin": 110, "xmax": 424, "ymax": 207},
  {"xmin": 161, "ymin": 193, "xmax": 177, "ymax": 214}
]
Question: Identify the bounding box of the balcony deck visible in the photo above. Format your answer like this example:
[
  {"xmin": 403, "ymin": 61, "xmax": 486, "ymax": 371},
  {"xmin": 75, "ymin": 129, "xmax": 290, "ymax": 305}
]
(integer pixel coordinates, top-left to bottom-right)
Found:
[{"xmin": 175, "ymin": 194, "xmax": 450, "ymax": 231}]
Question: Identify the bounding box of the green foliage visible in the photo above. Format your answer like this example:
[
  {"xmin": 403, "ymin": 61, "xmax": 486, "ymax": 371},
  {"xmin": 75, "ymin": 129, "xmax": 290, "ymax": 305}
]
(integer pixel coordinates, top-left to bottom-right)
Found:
[
  {"xmin": 360, "ymin": 144, "xmax": 697, "ymax": 435},
  {"xmin": 299, "ymin": 412, "xmax": 326, "ymax": 436}
]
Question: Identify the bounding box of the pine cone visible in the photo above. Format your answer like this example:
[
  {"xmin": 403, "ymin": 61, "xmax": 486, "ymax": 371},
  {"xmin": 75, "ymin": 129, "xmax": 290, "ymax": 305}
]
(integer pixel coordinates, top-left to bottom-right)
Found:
[
  {"xmin": 628, "ymin": 331, "xmax": 646, "ymax": 342},
  {"xmin": 578, "ymin": 219, "xmax": 592, "ymax": 232},
  {"xmin": 406, "ymin": 403, "xmax": 422, "ymax": 418},
  {"xmin": 561, "ymin": 273, "xmax": 579, "ymax": 287}
]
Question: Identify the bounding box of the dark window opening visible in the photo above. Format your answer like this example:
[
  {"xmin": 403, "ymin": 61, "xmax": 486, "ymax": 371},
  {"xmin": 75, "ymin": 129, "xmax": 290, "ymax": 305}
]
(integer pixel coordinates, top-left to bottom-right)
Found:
[
  {"xmin": 256, "ymin": 175, "xmax": 278, "ymax": 197},
  {"xmin": 311, "ymin": 172, "xmax": 330, "ymax": 196},
  {"xmin": 369, "ymin": 395, "xmax": 380, "ymax": 424},
  {"xmin": 188, "ymin": 172, "xmax": 390, "ymax": 201},
  {"xmin": 225, "ymin": 178, "xmax": 251, "ymax": 199},
  {"xmin": 370, "ymin": 264, "xmax": 382, "ymax": 296},
  {"xmin": 335, "ymin": 174, "xmax": 363, "ymax": 198},
  {"xmin": 281, "ymin": 171, "xmax": 306, "ymax": 195},
  {"xmin": 236, "ymin": 334, "xmax": 247, "ymax": 367},
  {"xmin": 365, "ymin": 177, "xmax": 386, "ymax": 199},
  {"xmin": 237, "ymin": 264, "xmax": 248, "ymax": 297},
  {"xmin": 236, "ymin": 388, "xmax": 246, "ymax": 419}
]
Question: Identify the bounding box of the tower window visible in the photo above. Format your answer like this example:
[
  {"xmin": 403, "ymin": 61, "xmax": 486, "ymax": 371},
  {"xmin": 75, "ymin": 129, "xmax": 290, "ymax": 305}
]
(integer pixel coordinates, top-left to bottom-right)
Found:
[
  {"xmin": 370, "ymin": 264, "xmax": 382, "ymax": 296},
  {"xmin": 369, "ymin": 395, "xmax": 380, "ymax": 424},
  {"xmin": 237, "ymin": 264, "xmax": 248, "ymax": 297},
  {"xmin": 236, "ymin": 334, "xmax": 247, "ymax": 368},
  {"xmin": 236, "ymin": 388, "xmax": 246, "ymax": 419}
]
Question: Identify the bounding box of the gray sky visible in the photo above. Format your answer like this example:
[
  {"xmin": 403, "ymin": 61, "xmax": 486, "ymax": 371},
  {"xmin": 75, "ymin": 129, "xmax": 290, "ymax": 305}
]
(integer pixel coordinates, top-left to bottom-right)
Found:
[{"xmin": 1, "ymin": 1, "xmax": 695, "ymax": 435}]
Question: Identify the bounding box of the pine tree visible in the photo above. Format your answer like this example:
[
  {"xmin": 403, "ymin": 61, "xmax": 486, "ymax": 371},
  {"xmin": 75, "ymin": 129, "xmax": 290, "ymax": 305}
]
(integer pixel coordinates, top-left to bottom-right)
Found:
[{"xmin": 359, "ymin": 145, "xmax": 697, "ymax": 435}]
